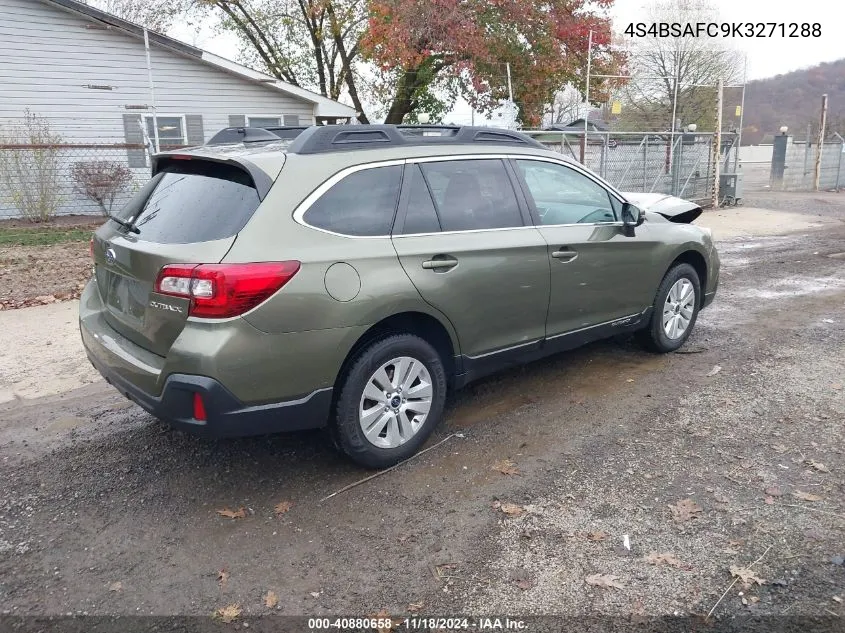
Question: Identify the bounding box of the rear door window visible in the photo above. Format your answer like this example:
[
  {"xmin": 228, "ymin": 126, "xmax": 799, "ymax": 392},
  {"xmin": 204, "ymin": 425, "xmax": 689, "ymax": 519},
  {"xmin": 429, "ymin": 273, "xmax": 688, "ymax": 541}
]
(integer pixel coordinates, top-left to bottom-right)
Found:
[
  {"xmin": 122, "ymin": 162, "xmax": 260, "ymax": 244},
  {"xmin": 418, "ymin": 159, "xmax": 523, "ymax": 232},
  {"xmin": 303, "ymin": 165, "xmax": 402, "ymax": 236},
  {"xmin": 398, "ymin": 164, "xmax": 441, "ymax": 234}
]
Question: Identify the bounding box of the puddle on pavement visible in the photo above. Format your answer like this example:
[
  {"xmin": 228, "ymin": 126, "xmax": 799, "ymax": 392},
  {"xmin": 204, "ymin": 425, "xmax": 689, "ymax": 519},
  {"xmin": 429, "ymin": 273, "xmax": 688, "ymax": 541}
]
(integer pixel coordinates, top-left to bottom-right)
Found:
[
  {"xmin": 45, "ymin": 416, "xmax": 88, "ymax": 432},
  {"xmin": 745, "ymin": 276, "xmax": 845, "ymax": 300}
]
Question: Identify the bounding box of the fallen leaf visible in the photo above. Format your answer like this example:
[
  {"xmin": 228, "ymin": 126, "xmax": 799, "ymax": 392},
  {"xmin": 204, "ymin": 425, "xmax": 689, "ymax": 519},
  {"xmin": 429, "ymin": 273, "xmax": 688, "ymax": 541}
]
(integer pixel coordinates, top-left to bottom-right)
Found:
[
  {"xmin": 764, "ymin": 486, "xmax": 783, "ymax": 497},
  {"xmin": 216, "ymin": 507, "xmax": 246, "ymax": 519},
  {"xmin": 706, "ymin": 365, "xmax": 722, "ymax": 377},
  {"xmin": 644, "ymin": 552, "xmax": 685, "ymax": 568},
  {"xmin": 108, "ymin": 581, "xmax": 122, "ymax": 592},
  {"xmin": 369, "ymin": 609, "xmax": 396, "ymax": 632},
  {"xmin": 585, "ymin": 573, "xmax": 625, "ymax": 590},
  {"xmin": 764, "ymin": 496, "xmax": 775, "ymax": 505},
  {"xmin": 499, "ymin": 502, "xmax": 525, "ymax": 517},
  {"xmin": 407, "ymin": 602, "xmax": 424, "ymax": 613},
  {"xmin": 730, "ymin": 565, "xmax": 765, "ymax": 586},
  {"xmin": 806, "ymin": 460, "xmax": 830, "ymax": 473},
  {"xmin": 513, "ymin": 577, "xmax": 533, "ymax": 591},
  {"xmin": 792, "ymin": 491, "xmax": 823, "ymax": 502},
  {"xmin": 669, "ymin": 499, "xmax": 703, "ymax": 523},
  {"xmin": 264, "ymin": 590, "xmax": 278, "ymax": 608},
  {"xmin": 309, "ymin": 591, "xmax": 321, "ymax": 598},
  {"xmin": 274, "ymin": 500, "xmax": 293, "ymax": 515},
  {"xmin": 215, "ymin": 604, "xmax": 242, "ymax": 623},
  {"xmin": 626, "ymin": 378, "xmax": 635, "ymax": 383},
  {"xmin": 586, "ymin": 530, "xmax": 608, "ymax": 542},
  {"xmin": 833, "ymin": 596, "xmax": 842, "ymax": 604},
  {"xmin": 217, "ymin": 569, "xmax": 229, "ymax": 588},
  {"xmin": 492, "ymin": 459, "xmax": 520, "ymax": 476},
  {"xmin": 434, "ymin": 563, "xmax": 458, "ymax": 579}
]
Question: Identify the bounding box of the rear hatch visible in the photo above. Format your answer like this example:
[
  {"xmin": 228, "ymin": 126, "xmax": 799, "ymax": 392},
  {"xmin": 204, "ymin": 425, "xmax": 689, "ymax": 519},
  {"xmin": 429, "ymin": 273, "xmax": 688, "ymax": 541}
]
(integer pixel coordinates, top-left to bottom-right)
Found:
[{"xmin": 93, "ymin": 157, "xmax": 269, "ymax": 357}]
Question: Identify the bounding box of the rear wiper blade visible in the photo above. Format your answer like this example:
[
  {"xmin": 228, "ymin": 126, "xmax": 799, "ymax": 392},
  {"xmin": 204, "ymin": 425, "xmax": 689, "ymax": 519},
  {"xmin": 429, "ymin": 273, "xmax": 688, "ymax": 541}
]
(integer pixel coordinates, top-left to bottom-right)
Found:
[{"xmin": 106, "ymin": 213, "xmax": 140, "ymax": 234}]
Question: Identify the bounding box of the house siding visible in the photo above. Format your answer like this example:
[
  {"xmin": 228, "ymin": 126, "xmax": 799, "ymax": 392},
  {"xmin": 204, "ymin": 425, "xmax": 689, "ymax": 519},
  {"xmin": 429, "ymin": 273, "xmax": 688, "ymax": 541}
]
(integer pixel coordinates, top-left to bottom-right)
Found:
[{"xmin": 0, "ymin": 0, "xmax": 316, "ymax": 144}]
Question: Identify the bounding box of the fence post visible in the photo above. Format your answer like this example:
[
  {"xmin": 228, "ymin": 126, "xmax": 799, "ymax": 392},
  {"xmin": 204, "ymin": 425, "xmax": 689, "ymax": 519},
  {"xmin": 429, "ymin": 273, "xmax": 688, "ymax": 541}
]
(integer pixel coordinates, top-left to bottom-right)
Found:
[
  {"xmin": 643, "ymin": 135, "xmax": 648, "ymax": 191},
  {"xmin": 835, "ymin": 132, "xmax": 844, "ymax": 192},
  {"xmin": 600, "ymin": 133, "xmax": 608, "ymax": 179},
  {"xmin": 814, "ymin": 94, "xmax": 828, "ymax": 191},
  {"xmin": 771, "ymin": 133, "xmax": 789, "ymax": 189},
  {"xmin": 710, "ymin": 78, "xmax": 723, "ymax": 209}
]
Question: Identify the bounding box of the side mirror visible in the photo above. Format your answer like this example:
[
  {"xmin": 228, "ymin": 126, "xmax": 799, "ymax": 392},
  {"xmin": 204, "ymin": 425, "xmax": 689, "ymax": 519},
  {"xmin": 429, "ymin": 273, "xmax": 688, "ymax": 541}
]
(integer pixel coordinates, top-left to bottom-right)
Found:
[{"xmin": 621, "ymin": 202, "xmax": 644, "ymax": 236}]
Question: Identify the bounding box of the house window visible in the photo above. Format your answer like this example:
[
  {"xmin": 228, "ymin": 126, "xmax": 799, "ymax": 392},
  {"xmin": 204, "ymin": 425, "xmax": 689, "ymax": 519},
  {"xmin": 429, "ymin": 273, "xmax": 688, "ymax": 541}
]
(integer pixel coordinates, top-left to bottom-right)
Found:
[
  {"xmin": 247, "ymin": 116, "xmax": 281, "ymax": 128},
  {"xmin": 145, "ymin": 116, "xmax": 186, "ymax": 147}
]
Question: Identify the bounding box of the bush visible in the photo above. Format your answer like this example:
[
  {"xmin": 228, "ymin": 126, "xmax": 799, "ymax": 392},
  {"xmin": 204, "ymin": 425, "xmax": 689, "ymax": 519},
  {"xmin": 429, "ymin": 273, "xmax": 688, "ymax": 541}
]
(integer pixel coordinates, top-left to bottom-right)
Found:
[
  {"xmin": 72, "ymin": 160, "xmax": 133, "ymax": 215},
  {"xmin": 0, "ymin": 110, "xmax": 65, "ymax": 222}
]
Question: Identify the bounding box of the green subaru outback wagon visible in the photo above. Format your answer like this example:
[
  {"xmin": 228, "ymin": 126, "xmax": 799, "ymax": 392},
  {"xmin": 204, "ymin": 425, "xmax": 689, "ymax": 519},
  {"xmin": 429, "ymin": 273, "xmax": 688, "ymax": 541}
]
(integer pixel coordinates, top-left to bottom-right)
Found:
[{"xmin": 80, "ymin": 125, "xmax": 719, "ymax": 468}]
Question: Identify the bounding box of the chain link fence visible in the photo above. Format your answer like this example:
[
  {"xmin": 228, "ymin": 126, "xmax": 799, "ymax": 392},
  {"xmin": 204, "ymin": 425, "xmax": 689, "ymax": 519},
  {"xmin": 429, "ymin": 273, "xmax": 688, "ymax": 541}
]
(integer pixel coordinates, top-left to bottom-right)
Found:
[
  {"xmin": 0, "ymin": 129, "xmax": 740, "ymax": 223},
  {"xmin": 522, "ymin": 131, "xmax": 738, "ymax": 205},
  {"xmin": 0, "ymin": 143, "xmax": 153, "ymax": 221}
]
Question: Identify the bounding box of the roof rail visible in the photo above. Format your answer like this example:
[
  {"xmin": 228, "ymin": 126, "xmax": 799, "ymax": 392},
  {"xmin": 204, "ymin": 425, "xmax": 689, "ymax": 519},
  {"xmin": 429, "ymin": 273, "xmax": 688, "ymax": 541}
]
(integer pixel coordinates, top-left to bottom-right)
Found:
[
  {"xmin": 206, "ymin": 126, "xmax": 310, "ymax": 145},
  {"xmin": 286, "ymin": 124, "xmax": 545, "ymax": 154}
]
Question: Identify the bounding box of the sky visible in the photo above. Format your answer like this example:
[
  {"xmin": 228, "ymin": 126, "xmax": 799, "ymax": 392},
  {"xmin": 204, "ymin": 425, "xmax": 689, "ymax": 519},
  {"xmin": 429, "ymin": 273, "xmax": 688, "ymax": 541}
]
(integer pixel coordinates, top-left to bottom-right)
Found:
[{"xmin": 169, "ymin": 0, "xmax": 841, "ymax": 124}]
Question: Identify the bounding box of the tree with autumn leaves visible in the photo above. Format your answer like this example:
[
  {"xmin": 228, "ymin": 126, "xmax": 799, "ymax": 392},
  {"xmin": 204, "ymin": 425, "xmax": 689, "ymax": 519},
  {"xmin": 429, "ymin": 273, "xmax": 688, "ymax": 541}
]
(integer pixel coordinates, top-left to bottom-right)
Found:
[
  {"xmin": 102, "ymin": 0, "xmax": 624, "ymax": 126},
  {"xmin": 362, "ymin": 0, "xmax": 622, "ymax": 125}
]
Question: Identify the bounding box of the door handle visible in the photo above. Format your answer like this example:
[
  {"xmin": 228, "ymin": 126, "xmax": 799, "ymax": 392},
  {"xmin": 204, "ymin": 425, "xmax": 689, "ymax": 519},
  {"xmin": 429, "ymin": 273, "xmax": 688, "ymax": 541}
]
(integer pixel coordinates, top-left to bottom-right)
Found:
[
  {"xmin": 422, "ymin": 256, "xmax": 458, "ymax": 270},
  {"xmin": 552, "ymin": 249, "xmax": 578, "ymax": 262}
]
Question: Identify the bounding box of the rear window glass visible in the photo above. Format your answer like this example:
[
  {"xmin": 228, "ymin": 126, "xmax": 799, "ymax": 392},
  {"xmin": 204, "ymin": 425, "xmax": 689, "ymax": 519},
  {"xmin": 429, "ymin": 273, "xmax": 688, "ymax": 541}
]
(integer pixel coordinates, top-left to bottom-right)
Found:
[
  {"xmin": 303, "ymin": 166, "xmax": 402, "ymax": 236},
  {"xmin": 119, "ymin": 162, "xmax": 260, "ymax": 244}
]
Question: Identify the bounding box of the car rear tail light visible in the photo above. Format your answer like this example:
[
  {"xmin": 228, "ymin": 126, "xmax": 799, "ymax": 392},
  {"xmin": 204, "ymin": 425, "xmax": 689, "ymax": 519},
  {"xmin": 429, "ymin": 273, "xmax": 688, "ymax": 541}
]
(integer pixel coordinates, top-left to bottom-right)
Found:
[
  {"xmin": 154, "ymin": 261, "xmax": 300, "ymax": 318},
  {"xmin": 193, "ymin": 392, "xmax": 207, "ymax": 421}
]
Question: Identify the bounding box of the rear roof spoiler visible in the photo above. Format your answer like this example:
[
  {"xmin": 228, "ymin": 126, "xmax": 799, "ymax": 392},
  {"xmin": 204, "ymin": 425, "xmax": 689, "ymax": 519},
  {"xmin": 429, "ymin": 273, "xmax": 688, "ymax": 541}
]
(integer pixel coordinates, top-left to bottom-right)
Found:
[{"xmin": 151, "ymin": 154, "xmax": 275, "ymax": 200}]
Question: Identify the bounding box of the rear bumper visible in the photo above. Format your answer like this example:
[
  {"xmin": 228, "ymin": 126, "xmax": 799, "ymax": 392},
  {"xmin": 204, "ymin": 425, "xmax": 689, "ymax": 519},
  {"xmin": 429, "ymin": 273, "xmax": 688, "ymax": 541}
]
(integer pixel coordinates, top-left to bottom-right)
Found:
[{"xmin": 86, "ymin": 350, "xmax": 332, "ymax": 438}]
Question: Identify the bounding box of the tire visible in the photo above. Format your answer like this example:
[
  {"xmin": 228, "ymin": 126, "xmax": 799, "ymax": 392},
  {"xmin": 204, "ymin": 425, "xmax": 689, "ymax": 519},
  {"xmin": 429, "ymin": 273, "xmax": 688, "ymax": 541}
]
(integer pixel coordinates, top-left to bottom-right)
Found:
[
  {"xmin": 333, "ymin": 334, "xmax": 447, "ymax": 469},
  {"xmin": 637, "ymin": 263, "xmax": 701, "ymax": 353}
]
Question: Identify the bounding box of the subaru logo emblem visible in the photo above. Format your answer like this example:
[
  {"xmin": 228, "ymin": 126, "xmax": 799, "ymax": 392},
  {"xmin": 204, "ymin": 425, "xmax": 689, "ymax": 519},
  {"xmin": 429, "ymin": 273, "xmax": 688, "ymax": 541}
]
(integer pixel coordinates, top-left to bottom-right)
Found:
[{"xmin": 104, "ymin": 245, "xmax": 117, "ymax": 265}]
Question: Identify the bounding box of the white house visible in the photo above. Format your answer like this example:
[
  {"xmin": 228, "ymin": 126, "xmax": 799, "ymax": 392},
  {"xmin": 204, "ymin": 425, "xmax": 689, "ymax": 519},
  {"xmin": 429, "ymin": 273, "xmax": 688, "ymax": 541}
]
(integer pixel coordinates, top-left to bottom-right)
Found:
[
  {"xmin": 0, "ymin": 0, "xmax": 358, "ymax": 156},
  {"xmin": 0, "ymin": 0, "xmax": 357, "ymax": 217}
]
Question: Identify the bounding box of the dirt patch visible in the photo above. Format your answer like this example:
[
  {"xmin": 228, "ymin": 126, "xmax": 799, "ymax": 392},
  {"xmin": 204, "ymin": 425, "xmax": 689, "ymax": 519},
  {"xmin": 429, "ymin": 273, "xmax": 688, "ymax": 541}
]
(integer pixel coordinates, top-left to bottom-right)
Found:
[
  {"xmin": 1, "ymin": 197, "xmax": 845, "ymax": 620},
  {"xmin": 0, "ymin": 214, "xmax": 101, "ymax": 228},
  {"xmin": 0, "ymin": 241, "xmax": 91, "ymax": 309}
]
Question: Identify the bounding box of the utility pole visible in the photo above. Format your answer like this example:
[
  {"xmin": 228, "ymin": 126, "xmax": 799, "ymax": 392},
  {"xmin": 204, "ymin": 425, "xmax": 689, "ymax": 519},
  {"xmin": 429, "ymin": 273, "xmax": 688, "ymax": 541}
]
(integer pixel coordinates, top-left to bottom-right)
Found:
[
  {"xmin": 735, "ymin": 54, "xmax": 748, "ymax": 171},
  {"xmin": 710, "ymin": 78, "xmax": 723, "ymax": 209},
  {"xmin": 580, "ymin": 29, "xmax": 593, "ymax": 164},
  {"xmin": 814, "ymin": 93, "xmax": 828, "ymax": 191}
]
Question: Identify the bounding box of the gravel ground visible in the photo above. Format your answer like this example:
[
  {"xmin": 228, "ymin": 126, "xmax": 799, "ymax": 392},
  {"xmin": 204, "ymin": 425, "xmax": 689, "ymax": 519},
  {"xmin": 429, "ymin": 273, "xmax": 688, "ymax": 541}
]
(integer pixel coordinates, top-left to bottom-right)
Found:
[{"xmin": 0, "ymin": 194, "xmax": 844, "ymax": 625}]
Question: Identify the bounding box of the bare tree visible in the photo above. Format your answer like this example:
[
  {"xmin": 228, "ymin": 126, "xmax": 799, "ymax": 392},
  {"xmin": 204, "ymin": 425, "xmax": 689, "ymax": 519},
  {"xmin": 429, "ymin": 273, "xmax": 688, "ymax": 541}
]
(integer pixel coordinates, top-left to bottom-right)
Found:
[
  {"xmin": 619, "ymin": 0, "xmax": 743, "ymax": 131},
  {"xmin": 83, "ymin": 0, "xmax": 192, "ymax": 32},
  {"xmin": 0, "ymin": 111, "xmax": 65, "ymax": 222},
  {"xmin": 544, "ymin": 86, "xmax": 584, "ymax": 127}
]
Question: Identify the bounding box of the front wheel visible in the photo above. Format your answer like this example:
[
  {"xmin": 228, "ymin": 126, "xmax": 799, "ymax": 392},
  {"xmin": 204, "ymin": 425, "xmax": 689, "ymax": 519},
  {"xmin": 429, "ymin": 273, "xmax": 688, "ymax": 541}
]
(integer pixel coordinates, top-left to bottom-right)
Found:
[
  {"xmin": 638, "ymin": 263, "xmax": 701, "ymax": 353},
  {"xmin": 333, "ymin": 334, "xmax": 447, "ymax": 469}
]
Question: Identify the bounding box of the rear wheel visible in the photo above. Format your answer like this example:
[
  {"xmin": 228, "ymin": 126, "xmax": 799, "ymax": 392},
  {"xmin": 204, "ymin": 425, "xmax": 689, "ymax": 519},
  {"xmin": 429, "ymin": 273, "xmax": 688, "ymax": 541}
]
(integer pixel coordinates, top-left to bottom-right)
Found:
[
  {"xmin": 333, "ymin": 334, "xmax": 447, "ymax": 468},
  {"xmin": 638, "ymin": 263, "xmax": 701, "ymax": 353}
]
